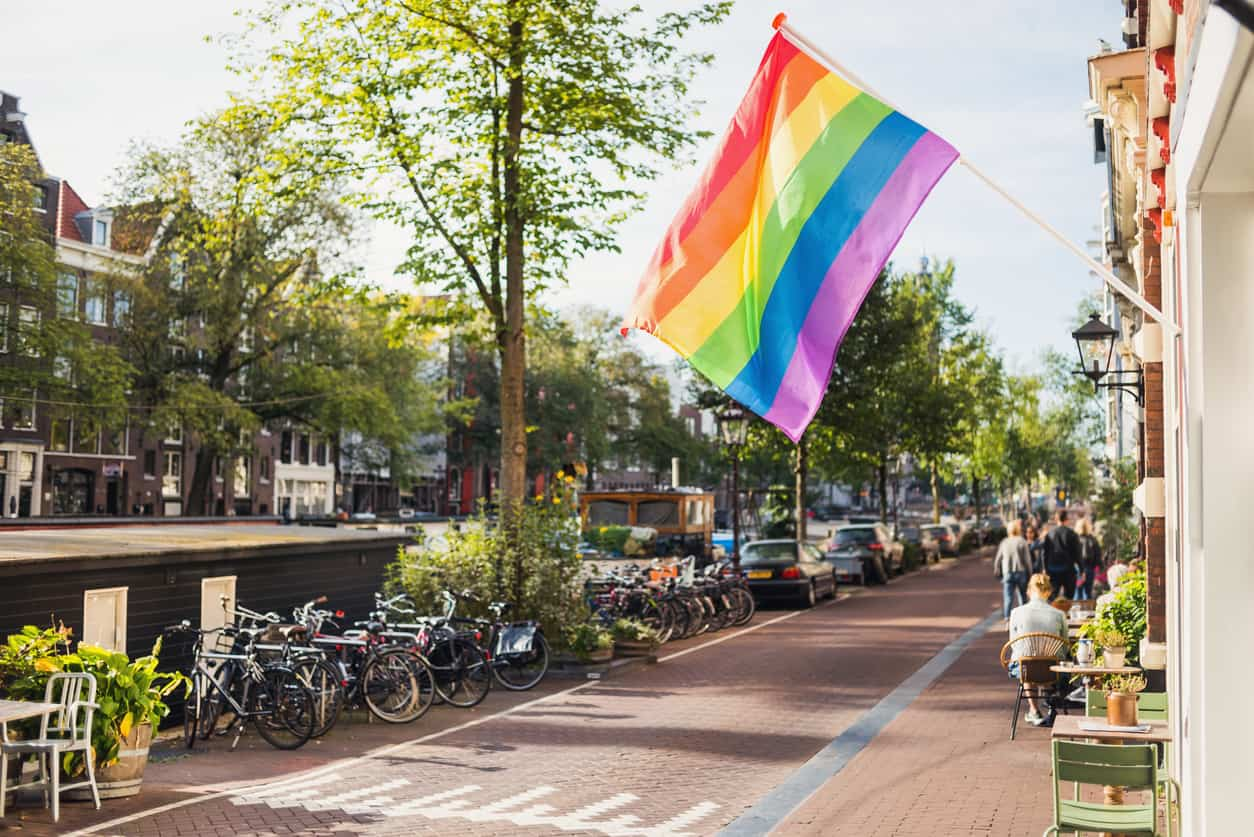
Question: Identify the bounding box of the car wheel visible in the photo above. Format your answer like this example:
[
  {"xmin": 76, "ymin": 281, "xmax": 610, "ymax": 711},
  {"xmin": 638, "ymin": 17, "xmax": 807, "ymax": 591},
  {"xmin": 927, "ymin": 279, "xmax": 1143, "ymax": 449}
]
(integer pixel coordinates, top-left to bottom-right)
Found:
[
  {"xmin": 827, "ymin": 572, "xmax": 838, "ymax": 598},
  {"xmin": 801, "ymin": 580, "xmax": 816, "ymax": 608}
]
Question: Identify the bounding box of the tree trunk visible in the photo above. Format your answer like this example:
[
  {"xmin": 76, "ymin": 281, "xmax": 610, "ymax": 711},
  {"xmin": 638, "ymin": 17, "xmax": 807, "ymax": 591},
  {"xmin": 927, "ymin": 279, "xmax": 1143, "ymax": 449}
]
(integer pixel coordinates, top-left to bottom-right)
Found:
[
  {"xmin": 499, "ymin": 13, "xmax": 528, "ymax": 509},
  {"xmin": 794, "ymin": 434, "xmax": 807, "ymax": 542},
  {"xmin": 186, "ymin": 450, "xmax": 215, "ymax": 517},
  {"xmin": 877, "ymin": 460, "xmax": 888, "ymax": 524},
  {"xmin": 891, "ymin": 462, "xmax": 899, "ymax": 535},
  {"xmin": 930, "ymin": 460, "xmax": 941, "ymax": 523},
  {"xmin": 972, "ymin": 472, "xmax": 982, "ymax": 523}
]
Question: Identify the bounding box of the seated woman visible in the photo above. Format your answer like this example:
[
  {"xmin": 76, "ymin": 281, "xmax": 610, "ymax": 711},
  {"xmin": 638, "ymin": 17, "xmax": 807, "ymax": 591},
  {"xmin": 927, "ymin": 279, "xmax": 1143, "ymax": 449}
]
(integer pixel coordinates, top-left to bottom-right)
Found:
[{"xmin": 1008, "ymin": 573, "xmax": 1068, "ymax": 726}]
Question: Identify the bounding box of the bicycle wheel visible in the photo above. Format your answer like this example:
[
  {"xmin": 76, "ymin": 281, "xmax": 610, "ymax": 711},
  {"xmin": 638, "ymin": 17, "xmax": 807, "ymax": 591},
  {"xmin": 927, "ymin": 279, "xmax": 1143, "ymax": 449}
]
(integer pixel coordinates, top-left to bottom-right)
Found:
[
  {"xmin": 362, "ymin": 650, "xmax": 428, "ymax": 723},
  {"xmin": 251, "ymin": 668, "xmax": 314, "ymax": 750},
  {"xmin": 493, "ymin": 631, "xmax": 550, "ymax": 691},
  {"xmin": 182, "ymin": 690, "xmax": 200, "ymax": 750},
  {"xmin": 291, "ymin": 657, "xmax": 346, "ymax": 737},
  {"xmin": 198, "ymin": 663, "xmax": 234, "ymax": 740},
  {"xmin": 434, "ymin": 637, "xmax": 492, "ymax": 707},
  {"xmin": 730, "ymin": 586, "xmax": 756, "ymax": 627},
  {"xmin": 639, "ymin": 599, "xmax": 675, "ymax": 645}
]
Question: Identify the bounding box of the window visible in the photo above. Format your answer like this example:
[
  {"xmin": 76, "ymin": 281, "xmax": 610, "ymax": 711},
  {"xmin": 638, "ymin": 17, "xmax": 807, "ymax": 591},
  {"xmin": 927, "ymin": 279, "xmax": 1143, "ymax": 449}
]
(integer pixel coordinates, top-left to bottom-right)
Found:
[
  {"xmin": 18, "ymin": 306, "xmax": 38, "ymax": 355},
  {"xmin": 111, "ymin": 290, "xmax": 130, "ymax": 326},
  {"xmin": 83, "ymin": 587, "xmax": 127, "ymax": 653},
  {"xmin": 3, "ymin": 392, "xmax": 35, "ymax": 430},
  {"xmin": 101, "ymin": 426, "xmax": 125, "ymax": 456},
  {"xmin": 298, "ymin": 433, "xmax": 310, "ymax": 465},
  {"xmin": 143, "ymin": 449, "xmax": 156, "ymax": 478},
  {"xmin": 588, "ymin": 500, "xmax": 630, "ymax": 526},
  {"xmin": 315, "ymin": 440, "xmax": 327, "ymax": 467},
  {"xmin": 74, "ymin": 419, "xmax": 99, "ymax": 454},
  {"xmin": 56, "ymin": 272, "xmax": 79, "ymax": 317},
  {"xmin": 18, "ymin": 452, "xmax": 35, "ymax": 481},
  {"xmin": 259, "ymin": 455, "xmax": 270, "ymax": 482},
  {"xmin": 279, "ymin": 430, "xmax": 292, "ymax": 464},
  {"xmin": 83, "ymin": 279, "xmax": 107, "ymax": 325},
  {"xmin": 214, "ymin": 456, "xmax": 224, "ymax": 483},
  {"xmin": 93, "ymin": 218, "xmax": 109, "ymax": 247},
  {"xmin": 234, "ymin": 456, "xmax": 251, "ymax": 498},
  {"xmin": 50, "ymin": 411, "xmax": 70, "ymax": 452},
  {"xmin": 53, "ymin": 356, "xmax": 72, "ymax": 381},
  {"xmin": 165, "ymin": 424, "xmax": 182, "ymax": 444},
  {"xmin": 162, "ymin": 451, "xmax": 182, "ymax": 497},
  {"xmin": 0, "ymin": 302, "xmax": 7, "ymax": 352},
  {"xmin": 33, "ymin": 185, "xmax": 47, "ymax": 211}
]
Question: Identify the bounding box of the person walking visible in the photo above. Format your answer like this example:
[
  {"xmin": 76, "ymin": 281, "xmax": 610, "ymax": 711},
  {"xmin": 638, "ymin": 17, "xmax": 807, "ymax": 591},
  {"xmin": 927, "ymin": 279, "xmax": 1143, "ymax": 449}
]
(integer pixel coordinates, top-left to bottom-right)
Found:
[
  {"xmin": 1026, "ymin": 524, "xmax": 1045, "ymax": 574},
  {"xmin": 994, "ymin": 519, "xmax": 1032, "ymax": 619},
  {"xmin": 1075, "ymin": 518, "xmax": 1102, "ymax": 600},
  {"xmin": 1042, "ymin": 509, "xmax": 1082, "ymax": 600}
]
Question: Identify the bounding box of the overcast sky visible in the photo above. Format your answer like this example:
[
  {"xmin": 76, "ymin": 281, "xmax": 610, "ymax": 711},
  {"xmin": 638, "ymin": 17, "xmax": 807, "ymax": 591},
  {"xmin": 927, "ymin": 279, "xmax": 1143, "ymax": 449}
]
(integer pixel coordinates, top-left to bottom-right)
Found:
[{"xmin": 5, "ymin": 1, "xmax": 1119, "ymax": 371}]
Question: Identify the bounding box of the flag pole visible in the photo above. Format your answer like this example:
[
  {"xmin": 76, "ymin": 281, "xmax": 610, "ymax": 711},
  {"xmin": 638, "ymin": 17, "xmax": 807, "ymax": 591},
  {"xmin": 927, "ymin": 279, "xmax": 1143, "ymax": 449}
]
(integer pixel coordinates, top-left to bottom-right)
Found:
[{"xmin": 771, "ymin": 13, "xmax": 1179, "ymax": 337}]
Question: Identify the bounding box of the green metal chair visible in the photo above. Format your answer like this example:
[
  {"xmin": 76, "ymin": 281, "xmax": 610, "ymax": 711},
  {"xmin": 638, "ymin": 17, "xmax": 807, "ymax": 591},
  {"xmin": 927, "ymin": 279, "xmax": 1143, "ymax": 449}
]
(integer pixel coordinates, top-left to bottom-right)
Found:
[
  {"xmin": 1044, "ymin": 739, "xmax": 1167, "ymax": 836},
  {"xmin": 1086, "ymin": 689, "xmax": 1179, "ymax": 817}
]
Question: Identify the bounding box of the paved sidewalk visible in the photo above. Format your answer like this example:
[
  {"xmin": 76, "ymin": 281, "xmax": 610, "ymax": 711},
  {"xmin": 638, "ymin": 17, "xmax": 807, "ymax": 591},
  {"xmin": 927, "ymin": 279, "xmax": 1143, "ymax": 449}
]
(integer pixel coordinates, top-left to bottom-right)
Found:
[{"xmin": 771, "ymin": 601, "xmax": 1057, "ymax": 835}]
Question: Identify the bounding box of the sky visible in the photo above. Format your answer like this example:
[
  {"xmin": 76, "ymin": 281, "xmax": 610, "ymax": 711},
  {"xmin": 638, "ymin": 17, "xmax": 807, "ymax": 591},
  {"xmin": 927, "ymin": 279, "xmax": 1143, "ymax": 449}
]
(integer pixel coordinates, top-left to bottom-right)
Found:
[{"xmin": 4, "ymin": 1, "xmax": 1120, "ymax": 372}]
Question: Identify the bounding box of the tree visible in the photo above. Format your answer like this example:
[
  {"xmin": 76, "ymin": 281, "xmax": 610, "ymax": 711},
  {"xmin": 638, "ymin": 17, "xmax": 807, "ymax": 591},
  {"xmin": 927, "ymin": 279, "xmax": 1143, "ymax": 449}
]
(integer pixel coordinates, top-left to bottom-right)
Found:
[
  {"xmin": 0, "ymin": 143, "xmax": 132, "ymax": 444},
  {"xmin": 238, "ymin": 0, "xmax": 731, "ymax": 508},
  {"xmin": 112, "ymin": 111, "xmax": 445, "ymax": 511}
]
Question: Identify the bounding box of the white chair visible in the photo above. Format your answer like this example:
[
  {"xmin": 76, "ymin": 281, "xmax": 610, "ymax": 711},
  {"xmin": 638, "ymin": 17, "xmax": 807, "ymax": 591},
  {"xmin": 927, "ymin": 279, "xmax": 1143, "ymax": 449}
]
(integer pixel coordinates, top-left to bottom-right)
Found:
[{"xmin": 0, "ymin": 672, "xmax": 100, "ymax": 822}]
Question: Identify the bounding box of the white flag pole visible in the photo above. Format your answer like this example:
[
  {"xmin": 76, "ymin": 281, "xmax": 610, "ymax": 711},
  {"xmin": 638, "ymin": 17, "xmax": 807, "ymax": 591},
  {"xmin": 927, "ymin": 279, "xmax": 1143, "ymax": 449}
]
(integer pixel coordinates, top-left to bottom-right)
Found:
[{"xmin": 771, "ymin": 13, "xmax": 1179, "ymax": 336}]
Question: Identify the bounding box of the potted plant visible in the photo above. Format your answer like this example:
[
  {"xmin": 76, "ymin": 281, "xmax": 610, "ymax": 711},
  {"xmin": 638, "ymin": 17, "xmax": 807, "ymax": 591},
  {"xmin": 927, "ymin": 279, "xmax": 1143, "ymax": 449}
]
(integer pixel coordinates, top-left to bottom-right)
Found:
[
  {"xmin": 610, "ymin": 619, "xmax": 660, "ymax": 657},
  {"xmin": 0, "ymin": 624, "xmax": 74, "ymax": 783},
  {"xmin": 566, "ymin": 623, "xmax": 614, "ymax": 663},
  {"xmin": 59, "ymin": 638, "xmax": 188, "ymax": 799},
  {"xmin": 1104, "ymin": 673, "xmax": 1146, "ymax": 727},
  {"xmin": 1093, "ymin": 627, "xmax": 1128, "ymax": 668}
]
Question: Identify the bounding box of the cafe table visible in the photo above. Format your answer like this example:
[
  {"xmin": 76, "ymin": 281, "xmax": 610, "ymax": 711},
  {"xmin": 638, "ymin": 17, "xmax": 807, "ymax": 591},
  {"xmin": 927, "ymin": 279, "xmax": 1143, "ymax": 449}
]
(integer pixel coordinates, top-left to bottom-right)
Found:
[
  {"xmin": 0, "ymin": 699, "xmax": 63, "ymax": 816},
  {"xmin": 1052, "ymin": 714, "xmax": 1172, "ymax": 836}
]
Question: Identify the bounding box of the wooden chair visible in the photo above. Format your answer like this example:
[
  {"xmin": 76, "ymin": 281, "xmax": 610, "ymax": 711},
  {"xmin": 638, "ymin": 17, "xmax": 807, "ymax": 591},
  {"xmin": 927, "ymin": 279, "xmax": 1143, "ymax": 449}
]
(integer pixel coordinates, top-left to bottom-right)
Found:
[
  {"xmin": 1000, "ymin": 631, "xmax": 1068, "ymax": 740},
  {"xmin": 1043, "ymin": 740, "xmax": 1167, "ymax": 836},
  {"xmin": 0, "ymin": 673, "xmax": 100, "ymax": 822}
]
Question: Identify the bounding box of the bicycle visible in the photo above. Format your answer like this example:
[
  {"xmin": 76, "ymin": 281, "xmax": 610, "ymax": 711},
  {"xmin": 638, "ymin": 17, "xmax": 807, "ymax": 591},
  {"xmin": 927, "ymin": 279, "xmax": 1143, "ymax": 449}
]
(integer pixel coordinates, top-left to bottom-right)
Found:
[
  {"xmin": 444, "ymin": 594, "xmax": 551, "ymax": 691},
  {"xmin": 164, "ymin": 620, "xmax": 315, "ymax": 751},
  {"xmin": 373, "ymin": 591, "xmax": 493, "ymax": 707}
]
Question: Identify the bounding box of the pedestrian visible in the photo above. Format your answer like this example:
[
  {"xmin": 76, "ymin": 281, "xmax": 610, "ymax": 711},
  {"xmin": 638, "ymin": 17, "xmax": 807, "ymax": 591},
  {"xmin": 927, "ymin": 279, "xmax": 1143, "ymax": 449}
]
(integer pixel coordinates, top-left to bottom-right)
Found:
[
  {"xmin": 1026, "ymin": 525, "xmax": 1045, "ymax": 574},
  {"xmin": 993, "ymin": 519, "xmax": 1032, "ymax": 620},
  {"xmin": 1042, "ymin": 509, "xmax": 1082, "ymax": 600},
  {"xmin": 1075, "ymin": 518, "xmax": 1102, "ymax": 600}
]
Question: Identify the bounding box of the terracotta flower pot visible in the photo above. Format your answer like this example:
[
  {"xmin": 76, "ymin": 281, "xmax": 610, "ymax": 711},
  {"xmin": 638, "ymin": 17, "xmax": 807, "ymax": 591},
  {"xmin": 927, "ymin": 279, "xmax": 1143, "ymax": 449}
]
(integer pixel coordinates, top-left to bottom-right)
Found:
[{"xmin": 1106, "ymin": 692, "xmax": 1139, "ymax": 727}]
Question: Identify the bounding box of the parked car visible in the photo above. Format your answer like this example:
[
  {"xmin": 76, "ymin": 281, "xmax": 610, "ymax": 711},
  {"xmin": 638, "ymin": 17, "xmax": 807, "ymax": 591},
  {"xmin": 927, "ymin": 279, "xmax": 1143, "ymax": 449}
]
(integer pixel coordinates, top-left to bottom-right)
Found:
[
  {"xmin": 824, "ymin": 524, "xmax": 902, "ymax": 584},
  {"xmin": 812, "ymin": 504, "xmax": 845, "ymax": 521},
  {"xmin": 899, "ymin": 525, "xmax": 940, "ymax": 564},
  {"xmin": 924, "ymin": 523, "xmax": 958, "ymax": 557},
  {"xmin": 739, "ymin": 539, "xmax": 838, "ymax": 608}
]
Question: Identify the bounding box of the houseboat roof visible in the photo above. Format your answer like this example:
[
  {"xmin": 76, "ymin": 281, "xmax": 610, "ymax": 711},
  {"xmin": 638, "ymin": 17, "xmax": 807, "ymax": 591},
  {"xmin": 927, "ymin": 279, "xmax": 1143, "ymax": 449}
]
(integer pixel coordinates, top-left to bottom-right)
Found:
[{"xmin": 0, "ymin": 522, "xmax": 409, "ymax": 565}]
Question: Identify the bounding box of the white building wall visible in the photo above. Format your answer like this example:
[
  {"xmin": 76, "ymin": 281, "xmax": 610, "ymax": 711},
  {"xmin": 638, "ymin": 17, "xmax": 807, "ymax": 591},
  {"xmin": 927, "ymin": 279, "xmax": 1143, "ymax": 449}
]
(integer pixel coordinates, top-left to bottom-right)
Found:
[{"xmin": 274, "ymin": 462, "xmax": 335, "ymax": 518}]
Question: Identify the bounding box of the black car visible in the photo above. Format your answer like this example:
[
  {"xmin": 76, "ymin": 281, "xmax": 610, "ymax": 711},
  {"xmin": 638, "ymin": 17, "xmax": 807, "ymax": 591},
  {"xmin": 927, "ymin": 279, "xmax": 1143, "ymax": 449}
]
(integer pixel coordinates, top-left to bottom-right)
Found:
[
  {"xmin": 978, "ymin": 516, "xmax": 1007, "ymax": 545},
  {"xmin": 740, "ymin": 539, "xmax": 838, "ymax": 608},
  {"xmin": 824, "ymin": 524, "xmax": 901, "ymax": 584}
]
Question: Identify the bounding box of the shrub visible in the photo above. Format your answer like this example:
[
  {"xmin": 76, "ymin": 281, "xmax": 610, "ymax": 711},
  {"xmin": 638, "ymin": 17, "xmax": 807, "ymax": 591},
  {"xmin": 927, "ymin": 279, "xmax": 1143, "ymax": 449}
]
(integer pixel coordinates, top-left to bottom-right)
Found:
[
  {"xmin": 1091, "ymin": 569, "xmax": 1147, "ymax": 663},
  {"xmin": 610, "ymin": 619, "xmax": 659, "ymax": 644},
  {"xmin": 388, "ymin": 470, "xmax": 586, "ymax": 646},
  {"xmin": 565, "ymin": 623, "xmax": 613, "ymax": 659}
]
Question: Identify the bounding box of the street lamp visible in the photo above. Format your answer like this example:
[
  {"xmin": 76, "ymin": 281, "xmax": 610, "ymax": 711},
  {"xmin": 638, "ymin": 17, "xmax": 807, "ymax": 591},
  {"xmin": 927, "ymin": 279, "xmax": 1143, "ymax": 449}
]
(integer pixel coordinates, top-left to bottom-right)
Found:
[
  {"xmin": 717, "ymin": 405, "xmax": 749, "ymax": 571},
  {"xmin": 1071, "ymin": 313, "xmax": 1144, "ymax": 406}
]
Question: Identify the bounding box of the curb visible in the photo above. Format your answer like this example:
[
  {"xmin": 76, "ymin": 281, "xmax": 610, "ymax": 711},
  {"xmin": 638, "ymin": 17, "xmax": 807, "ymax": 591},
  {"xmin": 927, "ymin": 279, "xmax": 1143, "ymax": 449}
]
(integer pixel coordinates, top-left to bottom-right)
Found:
[{"xmin": 548, "ymin": 654, "xmax": 658, "ymax": 681}]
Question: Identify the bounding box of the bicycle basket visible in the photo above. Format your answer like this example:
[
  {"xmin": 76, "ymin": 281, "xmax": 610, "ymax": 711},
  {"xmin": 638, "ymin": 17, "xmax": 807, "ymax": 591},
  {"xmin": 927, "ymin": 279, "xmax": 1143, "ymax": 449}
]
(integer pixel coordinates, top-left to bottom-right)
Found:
[{"xmin": 495, "ymin": 624, "xmax": 537, "ymax": 656}]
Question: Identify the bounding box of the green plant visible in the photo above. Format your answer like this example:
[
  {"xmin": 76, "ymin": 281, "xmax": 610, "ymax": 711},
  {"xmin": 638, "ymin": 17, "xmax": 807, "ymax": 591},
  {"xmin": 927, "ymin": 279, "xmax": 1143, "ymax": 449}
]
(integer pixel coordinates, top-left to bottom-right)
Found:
[
  {"xmin": 565, "ymin": 623, "xmax": 613, "ymax": 659},
  {"xmin": 1092, "ymin": 569, "xmax": 1148, "ymax": 663},
  {"xmin": 388, "ymin": 474, "xmax": 587, "ymax": 646},
  {"xmin": 2, "ymin": 630, "xmax": 188, "ymax": 775},
  {"xmin": 586, "ymin": 525, "xmax": 633, "ymax": 556},
  {"xmin": 1105, "ymin": 673, "xmax": 1147, "ymax": 696},
  {"xmin": 1092, "ymin": 627, "xmax": 1127, "ymax": 649},
  {"xmin": 610, "ymin": 619, "xmax": 659, "ymax": 645}
]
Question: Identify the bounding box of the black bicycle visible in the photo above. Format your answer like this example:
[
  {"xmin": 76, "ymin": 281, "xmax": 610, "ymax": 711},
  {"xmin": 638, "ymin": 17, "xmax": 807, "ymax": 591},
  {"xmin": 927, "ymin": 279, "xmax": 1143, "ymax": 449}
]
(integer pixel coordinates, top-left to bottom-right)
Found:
[{"xmin": 165, "ymin": 621, "xmax": 315, "ymax": 751}]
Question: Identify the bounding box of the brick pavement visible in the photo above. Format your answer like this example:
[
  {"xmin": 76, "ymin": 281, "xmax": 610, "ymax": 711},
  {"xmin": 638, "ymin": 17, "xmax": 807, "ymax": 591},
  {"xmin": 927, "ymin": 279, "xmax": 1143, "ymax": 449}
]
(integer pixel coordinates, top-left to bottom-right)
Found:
[{"xmin": 2, "ymin": 551, "xmax": 1064, "ymax": 837}]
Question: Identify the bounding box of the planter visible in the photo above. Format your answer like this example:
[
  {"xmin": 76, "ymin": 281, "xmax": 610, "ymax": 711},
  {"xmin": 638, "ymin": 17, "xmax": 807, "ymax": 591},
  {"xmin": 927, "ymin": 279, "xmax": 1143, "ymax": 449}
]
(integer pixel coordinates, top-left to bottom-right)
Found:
[
  {"xmin": 65, "ymin": 723, "xmax": 152, "ymax": 800},
  {"xmin": 613, "ymin": 639, "xmax": 659, "ymax": 658},
  {"xmin": 1103, "ymin": 647, "xmax": 1127, "ymax": 668},
  {"xmin": 1106, "ymin": 692, "xmax": 1139, "ymax": 727},
  {"xmin": 576, "ymin": 647, "xmax": 614, "ymax": 664}
]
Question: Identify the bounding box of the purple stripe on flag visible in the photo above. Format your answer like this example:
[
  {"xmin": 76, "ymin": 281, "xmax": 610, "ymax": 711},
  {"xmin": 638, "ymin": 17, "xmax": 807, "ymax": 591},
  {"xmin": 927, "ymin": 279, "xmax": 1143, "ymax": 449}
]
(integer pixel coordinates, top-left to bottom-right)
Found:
[{"xmin": 763, "ymin": 131, "xmax": 958, "ymax": 440}]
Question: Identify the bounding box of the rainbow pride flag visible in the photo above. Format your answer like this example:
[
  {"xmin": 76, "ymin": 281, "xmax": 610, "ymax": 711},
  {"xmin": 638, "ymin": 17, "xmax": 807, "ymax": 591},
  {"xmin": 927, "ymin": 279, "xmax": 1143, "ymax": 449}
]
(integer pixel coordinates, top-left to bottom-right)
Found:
[{"xmin": 622, "ymin": 31, "xmax": 957, "ymax": 441}]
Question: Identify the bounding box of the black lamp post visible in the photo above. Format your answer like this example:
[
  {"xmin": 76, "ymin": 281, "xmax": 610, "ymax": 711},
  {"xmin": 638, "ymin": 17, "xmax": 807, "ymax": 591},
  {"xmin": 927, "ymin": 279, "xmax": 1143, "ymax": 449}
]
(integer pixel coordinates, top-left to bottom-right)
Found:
[
  {"xmin": 717, "ymin": 405, "xmax": 749, "ymax": 571},
  {"xmin": 1072, "ymin": 313, "xmax": 1144, "ymax": 406}
]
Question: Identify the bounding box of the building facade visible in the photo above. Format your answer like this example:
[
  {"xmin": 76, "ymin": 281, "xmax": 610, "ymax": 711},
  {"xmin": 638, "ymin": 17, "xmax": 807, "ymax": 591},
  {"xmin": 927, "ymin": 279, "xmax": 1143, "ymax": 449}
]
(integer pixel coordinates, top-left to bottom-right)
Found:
[{"xmin": 1085, "ymin": 2, "xmax": 1254, "ymax": 833}]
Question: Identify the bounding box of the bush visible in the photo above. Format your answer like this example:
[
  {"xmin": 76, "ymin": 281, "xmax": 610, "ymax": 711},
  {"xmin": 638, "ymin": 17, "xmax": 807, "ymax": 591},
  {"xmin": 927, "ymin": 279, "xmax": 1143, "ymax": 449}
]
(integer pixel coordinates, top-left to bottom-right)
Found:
[
  {"xmin": 610, "ymin": 618, "xmax": 659, "ymax": 644},
  {"xmin": 1091, "ymin": 569, "xmax": 1147, "ymax": 663},
  {"xmin": 565, "ymin": 622, "xmax": 613, "ymax": 659},
  {"xmin": 388, "ymin": 470, "xmax": 587, "ymax": 647}
]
